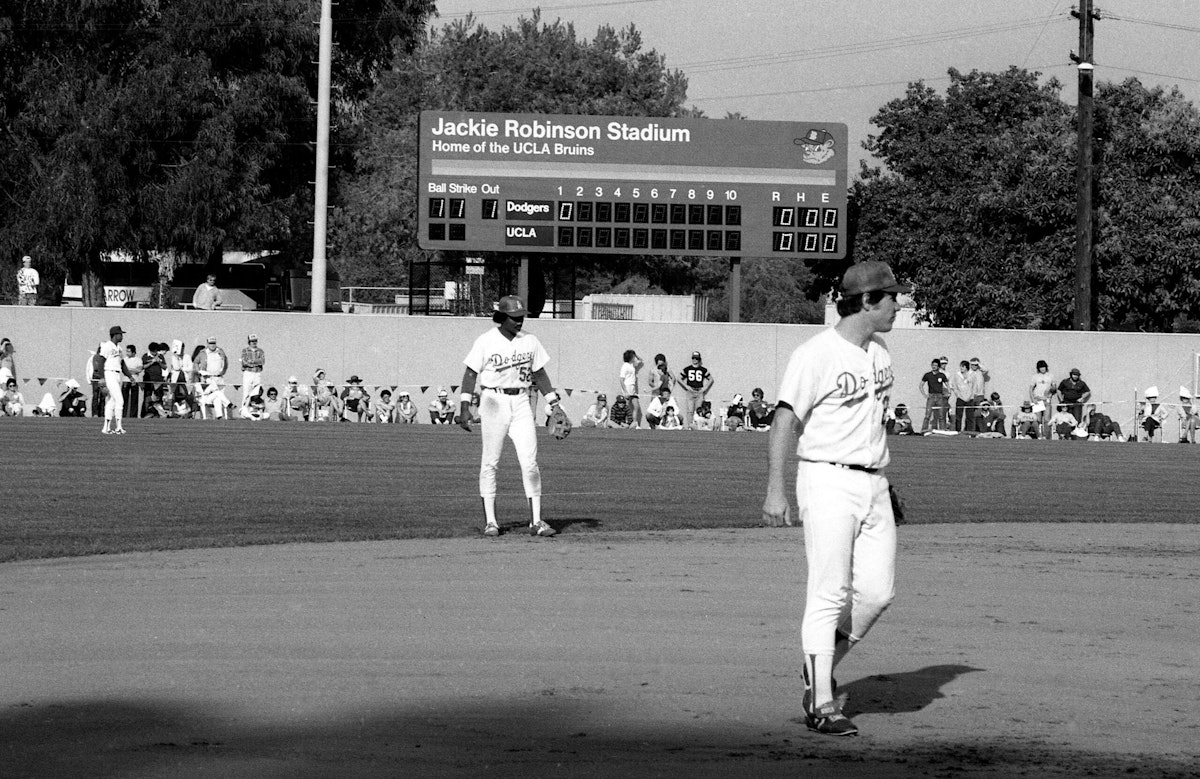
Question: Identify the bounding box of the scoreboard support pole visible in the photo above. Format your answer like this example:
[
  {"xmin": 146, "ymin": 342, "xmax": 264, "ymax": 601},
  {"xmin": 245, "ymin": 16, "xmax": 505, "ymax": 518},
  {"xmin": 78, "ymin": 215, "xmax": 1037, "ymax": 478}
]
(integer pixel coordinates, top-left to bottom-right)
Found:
[
  {"xmin": 517, "ymin": 255, "xmax": 530, "ymax": 313},
  {"xmin": 728, "ymin": 257, "xmax": 742, "ymax": 323}
]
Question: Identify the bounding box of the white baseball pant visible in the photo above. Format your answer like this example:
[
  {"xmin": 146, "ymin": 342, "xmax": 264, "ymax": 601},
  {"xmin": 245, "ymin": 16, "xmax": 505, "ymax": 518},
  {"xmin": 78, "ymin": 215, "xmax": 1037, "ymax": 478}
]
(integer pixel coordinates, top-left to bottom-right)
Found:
[
  {"xmin": 104, "ymin": 370, "xmax": 124, "ymax": 420},
  {"xmin": 796, "ymin": 461, "xmax": 897, "ymax": 657},
  {"xmin": 478, "ymin": 389, "xmax": 541, "ymax": 499}
]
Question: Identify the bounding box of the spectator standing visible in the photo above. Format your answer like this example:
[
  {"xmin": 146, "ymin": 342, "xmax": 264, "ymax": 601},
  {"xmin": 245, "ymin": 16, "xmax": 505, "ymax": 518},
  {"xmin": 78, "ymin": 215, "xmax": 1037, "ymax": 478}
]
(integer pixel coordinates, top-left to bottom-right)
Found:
[
  {"xmin": 191, "ymin": 273, "xmax": 221, "ymax": 310},
  {"xmin": 619, "ymin": 349, "xmax": 645, "ymax": 428},
  {"xmin": 917, "ymin": 357, "xmax": 949, "ymax": 433},
  {"xmin": 647, "ymin": 353, "xmax": 674, "ymax": 396},
  {"xmin": 1029, "ymin": 360, "xmax": 1057, "ymax": 438},
  {"xmin": 678, "ymin": 350, "xmax": 714, "ymax": 430},
  {"xmin": 967, "ymin": 357, "xmax": 989, "ymax": 424},
  {"xmin": 86, "ymin": 344, "xmax": 105, "ymax": 417},
  {"xmin": 16, "ymin": 256, "xmax": 39, "ymax": 305},
  {"xmin": 194, "ymin": 336, "xmax": 227, "ymax": 386},
  {"xmin": 60, "ymin": 379, "xmax": 87, "ymax": 417},
  {"xmin": 429, "ymin": 388, "xmax": 455, "ymax": 424},
  {"xmin": 396, "ymin": 391, "xmax": 417, "ymax": 423},
  {"xmin": 1178, "ymin": 387, "xmax": 1197, "ymax": 444},
  {"xmin": 121, "ymin": 344, "xmax": 144, "ymax": 419},
  {"xmin": 140, "ymin": 343, "xmax": 166, "ymax": 417},
  {"xmin": 240, "ymin": 335, "xmax": 265, "ymax": 413},
  {"xmin": 581, "ymin": 393, "xmax": 609, "ymax": 427},
  {"xmin": 1057, "ymin": 368, "xmax": 1092, "ymax": 423},
  {"xmin": 949, "ymin": 360, "xmax": 973, "ymax": 432},
  {"xmin": 0, "ymin": 337, "xmax": 16, "ymax": 386}
]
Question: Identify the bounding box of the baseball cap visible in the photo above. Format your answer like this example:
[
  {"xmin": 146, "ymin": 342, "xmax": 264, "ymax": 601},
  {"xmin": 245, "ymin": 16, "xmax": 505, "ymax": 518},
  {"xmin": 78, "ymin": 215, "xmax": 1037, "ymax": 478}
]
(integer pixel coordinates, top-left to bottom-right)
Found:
[
  {"xmin": 597, "ymin": 393, "xmax": 607, "ymax": 400},
  {"xmin": 494, "ymin": 295, "xmax": 528, "ymax": 317},
  {"xmin": 109, "ymin": 326, "xmax": 125, "ymax": 337},
  {"xmin": 206, "ymin": 336, "xmax": 217, "ymax": 344},
  {"xmin": 796, "ymin": 128, "xmax": 833, "ymax": 146},
  {"xmin": 22, "ymin": 255, "xmax": 31, "ymax": 263},
  {"xmin": 248, "ymin": 334, "xmax": 258, "ymax": 342},
  {"xmin": 287, "ymin": 376, "xmax": 298, "ymax": 383},
  {"xmin": 691, "ymin": 351, "xmax": 702, "ymax": 360},
  {"xmin": 399, "ymin": 391, "xmax": 410, "ymax": 398},
  {"xmin": 840, "ymin": 261, "xmax": 910, "ymax": 296},
  {"xmin": 438, "ymin": 388, "xmax": 448, "ymax": 397},
  {"xmin": 1069, "ymin": 368, "xmax": 1081, "ymax": 376}
]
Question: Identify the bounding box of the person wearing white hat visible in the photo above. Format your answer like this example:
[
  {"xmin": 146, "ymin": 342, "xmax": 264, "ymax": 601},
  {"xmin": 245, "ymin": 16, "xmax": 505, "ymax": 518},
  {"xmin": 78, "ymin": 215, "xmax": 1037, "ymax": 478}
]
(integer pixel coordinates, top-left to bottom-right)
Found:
[
  {"xmin": 281, "ymin": 376, "xmax": 311, "ymax": 421},
  {"xmin": 240, "ymin": 334, "xmax": 265, "ymax": 413},
  {"xmin": 16, "ymin": 255, "xmax": 39, "ymax": 305},
  {"xmin": 59, "ymin": 378, "xmax": 87, "ymax": 417},
  {"xmin": 1178, "ymin": 387, "xmax": 1196, "ymax": 444},
  {"xmin": 1140, "ymin": 386, "xmax": 1168, "ymax": 442},
  {"xmin": 428, "ymin": 387, "xmax": 455, "ymax": 424},
  {"xmin": 396, "ymin": 390, "xmax": 417, "ymax": 424}
]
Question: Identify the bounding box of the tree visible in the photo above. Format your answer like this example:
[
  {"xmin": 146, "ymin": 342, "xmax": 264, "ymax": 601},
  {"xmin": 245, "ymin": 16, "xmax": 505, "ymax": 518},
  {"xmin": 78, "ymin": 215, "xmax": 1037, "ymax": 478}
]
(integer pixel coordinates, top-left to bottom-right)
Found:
[
  {"xmin": 851, "ymin": 68, "xmax": 1200, "ymax": 331},
  {"xmin": 329, "ymin": 11, "xmax": 695, "ymax": 295},
  {"xmin": 0, "ymin": 0, "xmax": 433, "ymax": 304}
]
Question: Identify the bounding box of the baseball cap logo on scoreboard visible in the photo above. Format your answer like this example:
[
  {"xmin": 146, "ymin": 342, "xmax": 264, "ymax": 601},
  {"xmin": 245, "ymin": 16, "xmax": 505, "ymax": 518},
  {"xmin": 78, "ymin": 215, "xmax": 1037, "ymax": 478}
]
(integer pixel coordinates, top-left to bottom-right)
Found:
[{"xmin": 506, "ymin": 199, "xmax": 555, "ymax": 220}]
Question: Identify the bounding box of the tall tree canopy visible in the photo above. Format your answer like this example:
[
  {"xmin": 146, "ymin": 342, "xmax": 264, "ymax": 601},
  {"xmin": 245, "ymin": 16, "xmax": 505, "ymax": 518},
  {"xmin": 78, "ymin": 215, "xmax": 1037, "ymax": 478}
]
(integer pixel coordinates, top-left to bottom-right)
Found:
[
  {"xmin": 0, "ymin": 0, "xmax": 433, "ymax": 304},
  {"xmin": 851, "ymin": 67, "xmax": 1200, "ymax": 331}
]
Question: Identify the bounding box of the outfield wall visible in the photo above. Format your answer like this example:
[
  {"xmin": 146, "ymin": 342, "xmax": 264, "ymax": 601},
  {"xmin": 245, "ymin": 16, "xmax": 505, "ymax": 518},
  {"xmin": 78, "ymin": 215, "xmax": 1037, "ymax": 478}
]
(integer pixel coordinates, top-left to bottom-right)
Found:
[{"xmin": 1, "ymin": 306, "xmax": 1194, "ymax": 429}]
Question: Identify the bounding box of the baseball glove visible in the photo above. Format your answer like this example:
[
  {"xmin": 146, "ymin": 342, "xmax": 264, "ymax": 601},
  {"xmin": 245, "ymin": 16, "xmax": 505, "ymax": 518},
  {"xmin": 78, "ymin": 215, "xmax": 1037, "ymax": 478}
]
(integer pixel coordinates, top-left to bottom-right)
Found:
[
  {"xmin": 550, "ymin": 404, "xmax": 573, "ymax": 439},
  {"xmin": 889, "ymin": 485, "xmax": 907, "ymax": 526}
]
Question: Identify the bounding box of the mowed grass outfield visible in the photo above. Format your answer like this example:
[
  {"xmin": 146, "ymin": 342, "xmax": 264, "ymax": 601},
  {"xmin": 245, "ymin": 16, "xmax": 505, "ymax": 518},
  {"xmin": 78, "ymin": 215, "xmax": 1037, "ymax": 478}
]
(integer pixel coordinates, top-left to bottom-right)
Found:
[{"xmin": 2, "ymin": 418, "xmax": 1197, "ymax": 562}]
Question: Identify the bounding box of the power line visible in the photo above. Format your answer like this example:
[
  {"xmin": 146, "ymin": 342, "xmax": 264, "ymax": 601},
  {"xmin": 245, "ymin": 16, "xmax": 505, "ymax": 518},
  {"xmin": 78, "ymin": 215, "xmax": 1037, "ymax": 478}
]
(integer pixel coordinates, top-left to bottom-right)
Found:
[{"xmin": 437, "ymin": 0, "xmax": 668, "ymax": 19}]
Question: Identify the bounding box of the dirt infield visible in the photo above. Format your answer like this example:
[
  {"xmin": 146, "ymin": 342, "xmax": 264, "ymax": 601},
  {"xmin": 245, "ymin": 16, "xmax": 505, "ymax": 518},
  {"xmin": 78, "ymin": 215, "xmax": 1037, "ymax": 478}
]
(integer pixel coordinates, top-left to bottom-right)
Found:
[{"xmin": 4, "ymin": 524, "xmax": 1198, "ymax": 778}]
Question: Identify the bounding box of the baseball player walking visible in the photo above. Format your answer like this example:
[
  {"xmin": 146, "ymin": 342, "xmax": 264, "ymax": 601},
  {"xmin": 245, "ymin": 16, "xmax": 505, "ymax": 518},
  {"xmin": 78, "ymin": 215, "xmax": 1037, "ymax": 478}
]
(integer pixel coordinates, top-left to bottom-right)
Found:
[
  {"xmin": 100, "ymin": 325, "xmax": 133, "ymax": 434},
  {"xmin": 458, "ymin": 295, "xmax": 562, "ymax": 538},
  {"xmin": 762, "ymin": 261, "xmax": 907, "ymax": 737}
]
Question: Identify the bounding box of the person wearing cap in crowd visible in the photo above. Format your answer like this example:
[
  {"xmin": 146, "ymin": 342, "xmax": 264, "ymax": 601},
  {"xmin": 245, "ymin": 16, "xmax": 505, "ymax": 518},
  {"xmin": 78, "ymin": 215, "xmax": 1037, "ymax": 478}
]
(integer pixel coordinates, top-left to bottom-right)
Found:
[
  {"xmin": 240, "ymin": 334, "xmax": 265, "ymax": 413},
  {"xmin": 457, "ymin": 294, "xmax": 563, "ymax": 538},
  {"xmin": 193, "ymin": 337, "xmax": 229, "ymax": 418},
  {"xmin": 396, "ymin": 391, "xmax": 417, "ymax": 424},
  {"xmin": 1013, "ymin": 400, "xmax": 1040, "ymax": 438},
  {"xmin": 723, "ymin": 393, "xmax": 748, "ymax": 431},
  {"xmin": 679, "ymin": 350, "xmax": 714, "ymax": 430},
  {"xmin": 581, "ymin": 393, "xmax": 610, "ymax": 427},
  {"xmin": 607, "ymin": 394, "xmax": 635, "ymax": 428},
  {"xmin": 1177, "ymin": 387, "xmax": 1197, "ymax": 444},
  {"xmin": 969, "ymin": 398, "xmax": 1005, "ymax": 437},
  {"xmin": 966, "ymin": 357, "xmax": 989, "ymax": 428},
  {"xmin": 1057, "ymin": 368, "xmax": 1091, "ymax": 423},
  {"xmin": 763, "ymin": 260, "xmax": 908, "ymax": 737},
  {"xmin": 16, "ymin": 255, "xmax": 39, "ymax": 305},
  {"xmin": 99, "ymin": 325, "xmax": 132, "ymax": 434},
  {"xmin": 429, "ymin": 388, "xmax": 455, "ymax": 424},
  {"xmin": 191, "ymin": 272, "xmax": 221, "ymax": 310},
  {"xmin": 372, "ymin": 389, "xmax": 397, "ymax": 423},
  {"xmin": 1, "ymin": 377, "xmax": 24, "ymax": 416},
  {"xmin": 618, "ymin": 349, "xmax": 645, "ymax": 428},
  {"xmin": 281, "ymin": 376, "xmax": 311, "ymax": 421},
  {"xmin": 1140, "ymin": 386, "xmax": 1169, "ymax": 442},
  {"xmin": 59, "ymin": 378, "xmax": 87, "ymax": 417},
  {"xmin": 1029, "ymin": 360, "xmax": 1057, "ymax": 439},
  {"xmin": 340, "ymin": 375, "xmax": 371, "ymax": 422}
]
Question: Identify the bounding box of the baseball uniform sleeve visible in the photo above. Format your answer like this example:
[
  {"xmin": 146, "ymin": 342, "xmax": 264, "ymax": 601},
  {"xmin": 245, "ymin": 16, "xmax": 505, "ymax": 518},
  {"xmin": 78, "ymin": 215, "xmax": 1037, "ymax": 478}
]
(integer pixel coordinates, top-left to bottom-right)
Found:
[
  {"xmin": 531, "ymin": 336, "xmax": 550, "ymax": 373},
  {"xmin": 463, "ymin": 332, "xmax": 488, "ymax": 373}
]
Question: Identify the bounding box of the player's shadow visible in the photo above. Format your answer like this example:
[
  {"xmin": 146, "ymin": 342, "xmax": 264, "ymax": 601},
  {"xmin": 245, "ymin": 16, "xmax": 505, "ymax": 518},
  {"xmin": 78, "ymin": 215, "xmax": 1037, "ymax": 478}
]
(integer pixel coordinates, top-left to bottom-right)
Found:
[
  {"xmin": 841, "ymin": 664, "xmax": 983, "ymax": 716},
  {"xmin": 496, "ymin": 518, "xmax": 601, "ymax": 535}
]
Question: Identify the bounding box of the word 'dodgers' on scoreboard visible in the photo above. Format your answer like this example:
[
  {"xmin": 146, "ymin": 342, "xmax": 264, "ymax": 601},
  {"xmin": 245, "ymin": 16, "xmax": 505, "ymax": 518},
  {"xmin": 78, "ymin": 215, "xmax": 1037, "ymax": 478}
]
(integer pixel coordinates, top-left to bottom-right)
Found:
[{"xmin": 418, "ymin": 111, "xmax": 847, "ymax": 259}]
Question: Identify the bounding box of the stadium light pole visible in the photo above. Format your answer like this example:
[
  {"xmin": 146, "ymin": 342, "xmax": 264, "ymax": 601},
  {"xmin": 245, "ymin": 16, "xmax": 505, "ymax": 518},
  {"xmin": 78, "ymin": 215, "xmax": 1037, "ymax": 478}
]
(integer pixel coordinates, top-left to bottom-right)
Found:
[
  {"xmin": 310, "ymin": 0, "xmax": 333, "ymax": 314},
  {"xmin": 1072, "ymin": 0, "xmax": 1097, "ymax": 330}
]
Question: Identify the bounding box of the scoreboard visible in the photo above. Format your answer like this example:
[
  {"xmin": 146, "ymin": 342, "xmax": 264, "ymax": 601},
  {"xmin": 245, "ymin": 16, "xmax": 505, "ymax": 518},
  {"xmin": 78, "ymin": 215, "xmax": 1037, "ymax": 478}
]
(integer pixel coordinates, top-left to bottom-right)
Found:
[{"xmin": 417, "ymin": 112, "xmax": 847, "ymax": 259}]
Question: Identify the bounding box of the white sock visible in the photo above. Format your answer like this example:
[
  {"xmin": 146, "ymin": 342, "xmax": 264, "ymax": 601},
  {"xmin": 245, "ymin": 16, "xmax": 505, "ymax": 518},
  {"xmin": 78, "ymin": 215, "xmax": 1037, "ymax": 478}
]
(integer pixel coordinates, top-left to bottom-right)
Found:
[
  {"xmin": 529, "ymin": 496, "xmax": 541, "ymax": 525},
  {"xmin": 482, "ymin": 496, "xmax": 497, "ymax": 525},
  {"xmin": 807, "ymin": 653, "xmax": 836, "ymax": 708}
]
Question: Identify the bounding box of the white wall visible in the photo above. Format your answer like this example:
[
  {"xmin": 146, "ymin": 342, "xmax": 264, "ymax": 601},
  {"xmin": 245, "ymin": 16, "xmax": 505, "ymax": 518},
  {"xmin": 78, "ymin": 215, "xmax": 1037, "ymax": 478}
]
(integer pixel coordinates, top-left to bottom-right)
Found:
[{"xmin": 2, "ymin": 306, "xmax": 1194, "ymax": 427}]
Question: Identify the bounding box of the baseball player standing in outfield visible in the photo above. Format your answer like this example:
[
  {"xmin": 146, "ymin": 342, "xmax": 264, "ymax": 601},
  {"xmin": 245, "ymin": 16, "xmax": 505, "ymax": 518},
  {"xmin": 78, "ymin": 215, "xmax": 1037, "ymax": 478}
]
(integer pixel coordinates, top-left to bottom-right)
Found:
[
  {"xmin": 679, "ymin": 350, "xmax": 714, "ymax": 429},
  {"xmin": 458, "ymin": 295, "xmax": 561, "ymax": 538},
  {"xmin": 762, "ymin": 260, "xmax": 907, "ymax": 737},
  {"xmin": 100, "ymin": 326, "xmax": 133, "ymax": 434}
]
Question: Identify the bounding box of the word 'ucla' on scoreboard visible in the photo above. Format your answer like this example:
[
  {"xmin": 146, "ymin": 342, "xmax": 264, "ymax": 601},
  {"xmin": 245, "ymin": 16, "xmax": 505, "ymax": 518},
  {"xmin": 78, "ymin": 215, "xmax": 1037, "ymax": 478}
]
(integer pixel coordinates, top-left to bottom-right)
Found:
[{"xmin": 417, "ymin": 112, "xmax": 847, "ymax": 259}]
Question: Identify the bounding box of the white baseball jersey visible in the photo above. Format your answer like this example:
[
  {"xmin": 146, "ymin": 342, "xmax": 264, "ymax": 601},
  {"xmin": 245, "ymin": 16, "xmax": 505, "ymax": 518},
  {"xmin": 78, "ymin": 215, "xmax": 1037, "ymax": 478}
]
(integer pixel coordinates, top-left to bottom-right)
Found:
[
  {"xmin": 101, "ymin": 341, "xmax": 123, "ymax": 372},
  {"xmin": 776, "ymin": 327, "xmax": 894, "ymax": 469},
  {"xmin": 463, "ymin": 329, "xmax": 549, "ymax": 389}
]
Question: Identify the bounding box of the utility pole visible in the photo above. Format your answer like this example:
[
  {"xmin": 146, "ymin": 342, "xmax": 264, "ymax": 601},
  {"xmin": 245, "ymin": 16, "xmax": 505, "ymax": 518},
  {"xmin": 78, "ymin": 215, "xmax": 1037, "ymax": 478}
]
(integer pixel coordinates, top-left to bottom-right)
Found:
[
  {"xmin": 310, "ymin": 0, "xmax": 333, "ymax": 313},
  {"xmin": 1072, "ymin": 1, "xmax": 1098, "ymax": 330}
]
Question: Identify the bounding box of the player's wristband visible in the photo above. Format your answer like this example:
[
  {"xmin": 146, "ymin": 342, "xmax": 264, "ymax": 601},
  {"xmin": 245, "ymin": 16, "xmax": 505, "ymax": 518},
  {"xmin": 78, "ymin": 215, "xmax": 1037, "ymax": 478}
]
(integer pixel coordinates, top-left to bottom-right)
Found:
[
  {"xmin": 460, "ymin": 392, "xmax": 473, "ymax": 403},
  {"xmin": 544, "ymin": 391, "xmax": 560, "ymax": 406}
]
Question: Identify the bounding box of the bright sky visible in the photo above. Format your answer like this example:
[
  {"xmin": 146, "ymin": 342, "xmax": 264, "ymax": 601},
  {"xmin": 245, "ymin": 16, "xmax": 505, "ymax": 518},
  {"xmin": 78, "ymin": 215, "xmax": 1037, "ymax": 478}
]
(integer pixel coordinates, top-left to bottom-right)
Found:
[{"xmin": 431, "ymin": 0, "xmax": 1200, "ymax": 170}]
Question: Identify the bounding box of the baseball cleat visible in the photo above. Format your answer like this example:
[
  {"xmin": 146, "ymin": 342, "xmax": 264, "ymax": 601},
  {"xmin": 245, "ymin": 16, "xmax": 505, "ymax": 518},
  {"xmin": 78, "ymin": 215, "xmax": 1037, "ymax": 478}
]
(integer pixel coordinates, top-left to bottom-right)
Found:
[
  {"xmin": 801, "ymin": 664, "xmax": 839, "ymax": 715},
  {"xmin": 484, "ymin": 524, "xmax": 500, "ymax": 537},
  {"xmin": 805, "ymin": 700, "xmax": 858, "ymax": 736},
  {"xmin": 530, "ymin": 520, "xmax": 557, "ymax": 537}
]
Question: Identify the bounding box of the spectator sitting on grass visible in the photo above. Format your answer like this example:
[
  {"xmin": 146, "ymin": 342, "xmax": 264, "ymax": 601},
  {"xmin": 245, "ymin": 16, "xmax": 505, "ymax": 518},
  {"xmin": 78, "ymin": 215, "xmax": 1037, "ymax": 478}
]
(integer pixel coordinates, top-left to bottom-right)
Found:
[
  {"xmin": 396, "ymin": 391, "xmax": 418, "ymax": 423},
  {"xmin": 645, "ymin": 387, "xmax": 678, "ymax": 429},
  {"xmin": 242, "ymin": 388, "xmax": 266, "ymax": 421},
  {"xmin": 660, "ymin": 406, "xmax": 683, "ymax": 429},
  {"xmin": 887, "ymin": 403, "xmax": 915, "ymax": 435},
  {"xmin": 693, "ymin": 400, "xmax": 714, "ymax": 431},
  {"xmin": 2, "ymin": 377, "xmax": 25, "ymax": 416},
  {"xmin": 723, "ymin": 394, "xmax": 748, "ymax": 431},
  {"xmin": 1050, "ymin": 403, "xmax": 1080, "ymax": 439},
  {"xmin": 263, "ymin": 387, "xmax": 286, "ymax": 421},
  {"xmin": 59, "ymin": 379, "xmax": 88, "ymax": 417},
  {"xmin": 581, "ymin": 393, "xmax": 609, "ymax": 428},
  {"xmin": 372, "ymin": 389, "xmax": 397, "ymax": 423},
  {"xmin": 429, "ymin": 388, "xmax": 455, "ymax": 424},
  {"xmin": 142, "ymin": 385, "xmax": 168, "ymax": 419},
  {"xmin": 747, "ymin": 387, "xmax": 775, "ymax": 430},
  {"xmin": 969, "ymin": 399, "xmax": 1006, "ymax": 438},
  {"xmin": 608, "ymin": 394, "xmax": 635, "ymax": 428},
  {"xmin": 1013, "ymin": 401, "xmax": 1039, "ymax": 438},
  {"xmin": 170, "ymin": 386, "xmax": 194, "ymax": 419}
]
